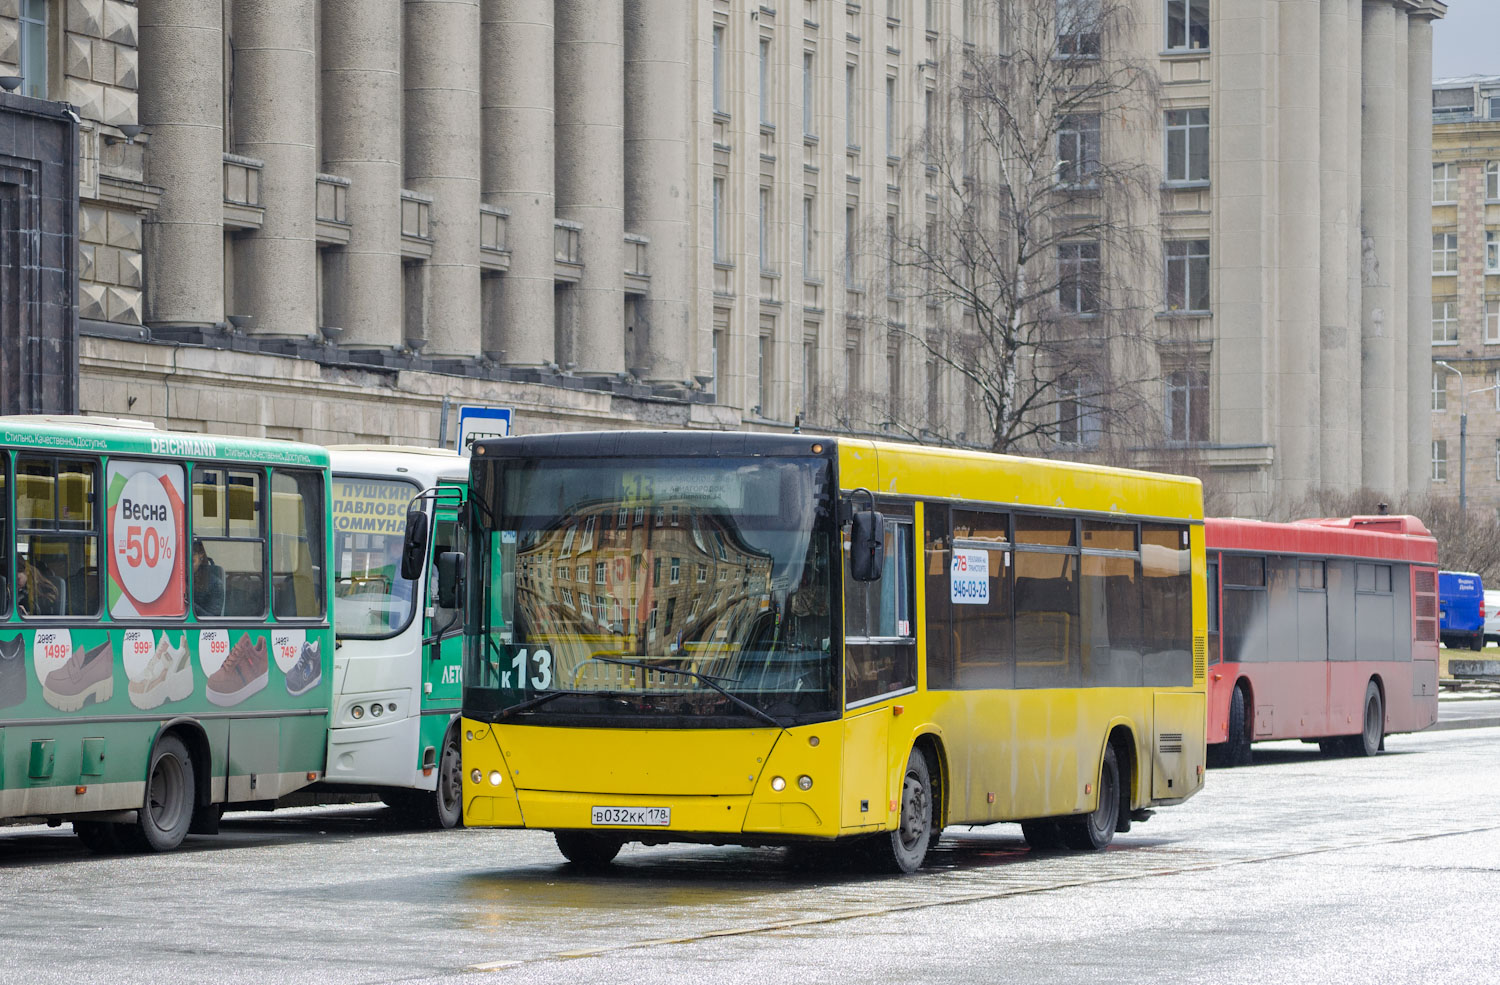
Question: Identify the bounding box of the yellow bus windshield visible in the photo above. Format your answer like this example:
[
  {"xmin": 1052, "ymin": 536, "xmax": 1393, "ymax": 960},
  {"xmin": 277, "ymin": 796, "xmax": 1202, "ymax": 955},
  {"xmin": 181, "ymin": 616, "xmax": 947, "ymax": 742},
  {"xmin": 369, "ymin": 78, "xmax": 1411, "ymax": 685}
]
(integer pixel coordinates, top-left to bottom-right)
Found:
[{"xmin": 465, "ymin": 456, "xmax": 838, "ymax": 727}]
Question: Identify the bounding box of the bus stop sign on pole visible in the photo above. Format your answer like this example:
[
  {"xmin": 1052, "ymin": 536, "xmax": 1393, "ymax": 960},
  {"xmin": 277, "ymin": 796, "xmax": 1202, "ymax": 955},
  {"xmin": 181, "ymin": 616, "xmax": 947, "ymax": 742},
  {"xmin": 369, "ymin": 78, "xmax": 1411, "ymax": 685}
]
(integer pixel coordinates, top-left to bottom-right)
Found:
[{"xmin": 457, "ymin": 406, "xmax": 513, "ymax": 450}]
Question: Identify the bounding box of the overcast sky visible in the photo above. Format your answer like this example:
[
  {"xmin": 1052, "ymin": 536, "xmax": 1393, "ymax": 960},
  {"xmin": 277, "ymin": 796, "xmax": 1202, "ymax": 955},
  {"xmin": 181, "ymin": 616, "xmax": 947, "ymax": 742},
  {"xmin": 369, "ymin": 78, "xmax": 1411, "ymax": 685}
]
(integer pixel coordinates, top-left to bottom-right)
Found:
[{"xmin": 1432, "ymin": 0, "xmax": 1500, "ymax": 80}]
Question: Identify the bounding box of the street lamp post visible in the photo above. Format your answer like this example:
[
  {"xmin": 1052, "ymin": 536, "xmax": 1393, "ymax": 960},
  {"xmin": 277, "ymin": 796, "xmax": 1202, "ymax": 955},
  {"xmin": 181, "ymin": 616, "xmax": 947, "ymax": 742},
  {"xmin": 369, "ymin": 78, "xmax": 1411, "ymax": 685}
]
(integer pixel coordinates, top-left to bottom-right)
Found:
[{"xmin": 1434, "ymin": 360, "xmax": 1500, "ymax": 518}]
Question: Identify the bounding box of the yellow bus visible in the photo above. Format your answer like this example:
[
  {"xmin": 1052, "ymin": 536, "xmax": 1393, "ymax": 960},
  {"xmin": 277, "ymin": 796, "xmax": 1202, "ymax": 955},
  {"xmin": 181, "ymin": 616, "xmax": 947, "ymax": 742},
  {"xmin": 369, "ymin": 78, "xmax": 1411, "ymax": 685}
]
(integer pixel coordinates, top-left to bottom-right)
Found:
[{"xmin": 458, "ymin": 432, "xmax": 1206, "ymax": 871}]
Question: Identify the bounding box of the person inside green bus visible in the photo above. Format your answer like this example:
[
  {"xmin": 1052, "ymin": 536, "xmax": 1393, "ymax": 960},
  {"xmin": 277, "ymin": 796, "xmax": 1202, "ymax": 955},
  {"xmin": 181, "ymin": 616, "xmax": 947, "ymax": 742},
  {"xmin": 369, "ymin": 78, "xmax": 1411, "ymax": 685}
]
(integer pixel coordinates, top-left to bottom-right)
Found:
[
  {"xmin": 16, "ymin": 553, "xmax": 64, "ymax": 616},
  {"xmin": 193, "ymin": 540, "xmax": 225, "ymax": 617}
]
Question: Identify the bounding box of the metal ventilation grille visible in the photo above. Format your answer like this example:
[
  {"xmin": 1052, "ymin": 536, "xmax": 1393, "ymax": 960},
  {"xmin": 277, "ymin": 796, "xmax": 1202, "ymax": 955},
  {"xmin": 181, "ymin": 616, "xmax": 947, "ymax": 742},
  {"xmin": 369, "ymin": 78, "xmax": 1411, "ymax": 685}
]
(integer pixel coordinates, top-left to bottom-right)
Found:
[
  {"xmin": 1415, "ymin": 619, "xmax": 1437, "ymax": 643},
  {"xmin": 1416, "ymin": 594, "xmax": 1437, "ymax": 619},
  {"xmin": 1414, "ymin": 567, "xmax": 1436, "ymax": 594},
  {"xmin": 1193, "ymin": 637, "xmax": 1206, "ymax": 681},
  {"xmin": 1159, "ymin": 733, "xmax": 1184, "ymax": 754}
]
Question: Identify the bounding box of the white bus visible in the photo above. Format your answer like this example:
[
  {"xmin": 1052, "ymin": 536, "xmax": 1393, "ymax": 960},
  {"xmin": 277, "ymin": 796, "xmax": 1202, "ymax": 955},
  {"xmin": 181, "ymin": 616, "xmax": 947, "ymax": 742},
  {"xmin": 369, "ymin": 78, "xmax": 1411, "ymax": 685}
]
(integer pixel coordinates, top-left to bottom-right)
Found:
[{"xmin": 324, "ymin": 447, "xmax": 468, "ymax": 827}]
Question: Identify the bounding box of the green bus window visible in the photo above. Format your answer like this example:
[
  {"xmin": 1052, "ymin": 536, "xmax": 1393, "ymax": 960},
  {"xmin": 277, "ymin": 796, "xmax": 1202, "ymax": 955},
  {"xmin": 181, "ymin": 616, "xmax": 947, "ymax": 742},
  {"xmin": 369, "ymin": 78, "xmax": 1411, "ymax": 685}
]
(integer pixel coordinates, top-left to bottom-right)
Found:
[
  {"xmin": 1141, "ymin": 523, "xmax": 1192, "ymax": 684},
  {"xmin": 105, "ymin": 461, "xmax": 188, "ymax": 620},
  {"xmin": 950, "ymin": 509, "xmax": 1014, "ymax": 690},
  {"xmin": 272, "ymin": 470, "xmax": 325, "ymax": 619},
  {"xmin": 16, "ymin": 457, "xmax": 102, "ymax": 618},
  {"xmin": 193, "ymin": 468, "xmax": 266, "ymax": 618},
  {"xmin": 0, "ymin": 464, "xmax": 9, "ymax": 614}
]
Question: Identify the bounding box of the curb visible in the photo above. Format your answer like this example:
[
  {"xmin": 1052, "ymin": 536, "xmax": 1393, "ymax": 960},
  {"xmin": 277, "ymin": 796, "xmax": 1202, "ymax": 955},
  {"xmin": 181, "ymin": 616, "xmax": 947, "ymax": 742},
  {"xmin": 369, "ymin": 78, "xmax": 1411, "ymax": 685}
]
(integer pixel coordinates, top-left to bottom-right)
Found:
[{"xmin": 1428, "ymin": 716, "xmax": 1500, "ymax": 732}]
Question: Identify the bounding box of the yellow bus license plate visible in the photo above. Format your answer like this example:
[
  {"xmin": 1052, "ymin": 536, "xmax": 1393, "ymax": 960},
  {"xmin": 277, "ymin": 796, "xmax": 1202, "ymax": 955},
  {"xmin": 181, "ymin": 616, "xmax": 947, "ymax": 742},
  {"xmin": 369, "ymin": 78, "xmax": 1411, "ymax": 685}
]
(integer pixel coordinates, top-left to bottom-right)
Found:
[{"xmin": 591, "ymin": 806, "xmax": 670, "ymax": 826}]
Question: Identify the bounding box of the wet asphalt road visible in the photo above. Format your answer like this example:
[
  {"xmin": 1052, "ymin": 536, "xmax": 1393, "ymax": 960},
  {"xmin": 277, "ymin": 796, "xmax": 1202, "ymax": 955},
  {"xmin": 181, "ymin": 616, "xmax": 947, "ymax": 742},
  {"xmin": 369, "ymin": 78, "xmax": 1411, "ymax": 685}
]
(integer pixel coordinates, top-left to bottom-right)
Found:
[{"xmin": 0, "ymin": 722, "xmax": 1496, "ymax": 985}]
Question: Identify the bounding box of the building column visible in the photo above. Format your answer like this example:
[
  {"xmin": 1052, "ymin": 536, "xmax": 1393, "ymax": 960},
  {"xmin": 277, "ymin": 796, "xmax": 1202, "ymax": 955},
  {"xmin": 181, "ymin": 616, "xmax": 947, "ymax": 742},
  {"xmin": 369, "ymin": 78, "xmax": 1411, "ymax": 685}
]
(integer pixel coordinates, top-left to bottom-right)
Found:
[
  {"xmin": 1406, "ymin": 9, "xmax": 1437, "ymax": 496},
  {"xmin": 138, "ymin": 0, "xmax": 223, "ymax": 327},
  {"xmin": 1359, "ymin": 0, "xmax": 1398, "ymax": 494},
  {"xmin": 320, "ymin": 0, "xmax": 403, "ymax": 349},
  {"xmin": 1345, "ymin": 0, "xmax": 1365, "ymax": 484},
  {"xmin": 405, "ymin": 0, "xmax": 482, "ymax": 358},
  {"xmin": 1319, "ymin": 0, "xmax": 1351, "ymax": 496},
  {"xmin": 1391, "ymin": 12, "xmax": 1410, "ymax": 487},
  {"xmin": 230, "ymin": 0, "xmax": 317, "ymax": 338},
  {"xmin": 1277, "ymin": 0, "xmax": 1323, "ymax": 504},
  {"xmin": 624, "ymin": 0, "xmax": 692, "ymax": 387},
  {"xmin": 555, "ymin": 0, "xmax": 625, "ymax": 377},
  {"xmin": 481, "ymin": 0, "xmax": 554, "ymax": 367},
  {"xmin": 1210, "ymin": 4, "xmax": 1274, "ymax": 468}
]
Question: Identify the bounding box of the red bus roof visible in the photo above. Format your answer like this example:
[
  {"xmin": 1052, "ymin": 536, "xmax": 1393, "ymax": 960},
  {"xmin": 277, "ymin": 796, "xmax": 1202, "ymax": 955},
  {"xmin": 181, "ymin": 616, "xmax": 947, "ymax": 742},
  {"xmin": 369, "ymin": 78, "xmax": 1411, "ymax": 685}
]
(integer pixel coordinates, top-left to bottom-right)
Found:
[{"xmin": 1205, "ymin": 515, "xmax": 1438, "ymax": 564}]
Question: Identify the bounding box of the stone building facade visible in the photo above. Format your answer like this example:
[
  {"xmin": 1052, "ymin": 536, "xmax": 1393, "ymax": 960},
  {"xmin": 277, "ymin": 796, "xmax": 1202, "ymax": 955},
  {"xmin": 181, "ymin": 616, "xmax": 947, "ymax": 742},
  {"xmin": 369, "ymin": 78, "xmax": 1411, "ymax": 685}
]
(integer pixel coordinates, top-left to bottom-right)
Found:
[
  {"xmin": 1429, "ymin": 75, "xmax": 1500, "ymax": 514},
  {"xmin": 0, "ymin": 0, "xmax": 1443, "ymax": 514}
]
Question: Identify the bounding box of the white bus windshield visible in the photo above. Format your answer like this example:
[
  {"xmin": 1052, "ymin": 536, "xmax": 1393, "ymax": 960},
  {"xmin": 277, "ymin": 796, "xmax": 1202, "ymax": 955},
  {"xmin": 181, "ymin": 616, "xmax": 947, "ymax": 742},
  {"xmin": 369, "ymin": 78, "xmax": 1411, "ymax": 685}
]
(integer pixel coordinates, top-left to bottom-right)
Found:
[{"xmin": 331, "ymin": 476, "xmax": 419, "ymax": 638}]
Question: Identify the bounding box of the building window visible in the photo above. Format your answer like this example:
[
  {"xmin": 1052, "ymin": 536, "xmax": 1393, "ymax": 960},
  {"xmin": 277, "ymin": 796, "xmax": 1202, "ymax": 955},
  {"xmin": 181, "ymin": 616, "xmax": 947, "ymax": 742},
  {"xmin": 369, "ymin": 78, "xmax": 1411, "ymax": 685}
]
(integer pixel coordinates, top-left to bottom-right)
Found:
[
  {"xmin": 885, "ymin": 75, "xmax": 897, "ymax": 158},
  {"xmin": 846, "ymin": 63, "xmax": 858, "ymax": 148},
  {"xmin": 712, "ymin": 25, "xmax": 726, "ymax": 116},
  {"xmin": 803, "ymin": 50, "xmax": 816, "ymax": 138},
  {"xmin": 1165, "ymin": 109, "xmax": 1209, "ymax": 184},
  {"xmin": 887, "ymin": 339, "xmax": 902, "ymax": 418},
  {"xmin": 1488, "ymin": 231, "xmax": 1500, "ymax": 273},
  {"xmin": 1165, "ymin": 366, "xmax": 1208, "ymax": 443},
  {"xmin": 1056, "ymin": 0, "xmax": 1101, "ymax": 56},
  {"xmin": 1058, "ymin": 113, "xmax": 1101, "ymax": 185},
  {"xmin": 18, "ymin": 0, "xmax": 48, "ymax": 99},
  {"xmin": 1058, "ymin": 241, "xmax": 1101, "ymax": 314},
  {"xmin": 1432, "ymin": 440, "xmax": 1448, "ymax": 483},
  {"xmin": 845, "ymin": 205, "xmax": 857, "ymax": 285},
  {"xmin": 803, "ymin": 195, "xmax": 816, "ymax": 275},
  {"xmin": 924, "ymin": 88, "xmax": 936, "ymax": 163},
  {"xmin": 1487, "ymin": 162, "xmax": 1499, "ymax": 202},
  {"xmin": 712, "ymin": 177, "xmax": 727, "ymax": 262},
  {"xmin": 1433, "ymin": 233, "xmax": 1459, "ymax": 275},
  {"xmin": 1432, "ymin": 370, "xmax": 1448, "ymax": 412},
  {"xmin": 1165, "ymin": 0, "xmax": 1209, "ymax": 51},
  {"xmin": 1165, "ymin": 239, "xmax": 1210, "ymax": 312},
  {"xmin": 1433, "ymin": 162, "xmax": 1460, "ymax": 204},
  {"xmin": 759, "ymin": 186, "xmax": 772, "ymax": 273},
  {"xmin": 1057, "ymin": 378, "xmax": 1102, "ymax": 447},
  {"xmin": 1487, "ymin": 299, "xmax": 1500, "ymax": 344},
  {"xmin": 712, "ymin": 325, "xmax": 726, "ymax": 395},
  {"xmin": 885, "ymin": 212, "xmax": 898, "ymax": 294},
  {"xmin": 759, "ymin": 37, "xmax": 772, "ymax": 126},
  {"xmin": 758, "ymin": 334, "xmax": 773, "ymax": 415},
  {"xmin": 803, "ymin": 335, "xmax": 818, "ymax": 416},
  {"xmin": 926, "ymin": 360, "xmax": 941, "ymax": 428},
  {"xmin": 1432, "ymin": 299, "xmax": 1459, "ymax": 344},
  {"xmin": 846, "ymin": 330, "xmax": 862, "ymax": 391}
]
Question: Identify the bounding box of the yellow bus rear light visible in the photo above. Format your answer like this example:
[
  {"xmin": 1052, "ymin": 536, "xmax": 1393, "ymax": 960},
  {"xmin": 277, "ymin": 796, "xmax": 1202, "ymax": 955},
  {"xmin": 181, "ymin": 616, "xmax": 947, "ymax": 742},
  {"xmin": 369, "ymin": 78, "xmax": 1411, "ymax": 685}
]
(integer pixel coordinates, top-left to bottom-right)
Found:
[
  {"xmin": 471, "ymin": 769, "xmax": 482, "ymax": 784},
  {"xmin": 770, "ymin": 776, "xmax": 786, "ymax": 791},
  {"xmin": 797, "ymin": 775, "xmax": 813, "ymax": 791},
  {"xmin": 488, "ymin": 771, "xmax": 503, "ymax": 786}
]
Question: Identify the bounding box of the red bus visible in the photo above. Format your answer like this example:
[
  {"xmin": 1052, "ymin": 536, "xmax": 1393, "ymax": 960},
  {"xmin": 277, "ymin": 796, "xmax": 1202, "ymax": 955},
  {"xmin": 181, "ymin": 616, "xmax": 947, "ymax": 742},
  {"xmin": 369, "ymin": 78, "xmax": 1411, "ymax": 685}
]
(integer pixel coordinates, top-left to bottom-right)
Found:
[{"xmin": 1206, "ymin": 515, "xmax": 1440, "ymax": 766}]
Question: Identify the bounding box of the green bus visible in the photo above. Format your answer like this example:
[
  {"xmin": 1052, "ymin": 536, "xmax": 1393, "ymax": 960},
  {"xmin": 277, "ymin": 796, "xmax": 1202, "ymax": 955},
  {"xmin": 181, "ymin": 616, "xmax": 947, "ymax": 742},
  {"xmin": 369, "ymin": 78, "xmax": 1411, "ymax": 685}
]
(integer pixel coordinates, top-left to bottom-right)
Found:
[{"xmin": 0, "ymin": 417, "xmax": 467, "ymax": 851}]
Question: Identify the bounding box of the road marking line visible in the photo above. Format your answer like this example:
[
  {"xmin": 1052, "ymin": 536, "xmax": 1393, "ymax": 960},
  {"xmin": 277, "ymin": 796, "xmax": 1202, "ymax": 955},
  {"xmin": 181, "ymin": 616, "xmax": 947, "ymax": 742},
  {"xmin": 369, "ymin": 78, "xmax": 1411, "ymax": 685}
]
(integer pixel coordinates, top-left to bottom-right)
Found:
[{"xmin": 465, "ymin": 824, "xmax": 1500, "ymax": 974}]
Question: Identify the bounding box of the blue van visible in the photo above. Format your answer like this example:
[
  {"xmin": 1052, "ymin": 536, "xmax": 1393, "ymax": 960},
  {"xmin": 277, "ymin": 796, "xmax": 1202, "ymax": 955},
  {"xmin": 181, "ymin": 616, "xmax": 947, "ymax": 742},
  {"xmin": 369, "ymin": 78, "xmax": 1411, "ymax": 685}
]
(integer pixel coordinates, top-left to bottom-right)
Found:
[{"xmin": 1439, "ymin": 570, "xmax": 1485, "ymax": 651}]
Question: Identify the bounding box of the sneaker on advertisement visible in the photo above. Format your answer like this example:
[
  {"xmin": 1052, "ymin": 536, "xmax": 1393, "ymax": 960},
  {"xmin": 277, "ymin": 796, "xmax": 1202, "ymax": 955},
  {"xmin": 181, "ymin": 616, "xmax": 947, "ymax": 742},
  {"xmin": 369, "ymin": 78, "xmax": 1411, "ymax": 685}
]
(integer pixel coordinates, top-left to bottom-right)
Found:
[
  {"xmin": 0, "ymin": 635, "xmax": 25, "ymax": 710},
  {"xmin": 42, "ymin": 641, "xmax": 115, "ymax": 712},
  {"xmin": 205, "ymin": 634, "xmax": 268, "ymax": 707},
  {"xmin": 128, "ymin": 633, "xmax": 194, "ymax": 710},
  {"xmin": 284, "ymin": 639, "xmax": 322, "ymax": 697}
]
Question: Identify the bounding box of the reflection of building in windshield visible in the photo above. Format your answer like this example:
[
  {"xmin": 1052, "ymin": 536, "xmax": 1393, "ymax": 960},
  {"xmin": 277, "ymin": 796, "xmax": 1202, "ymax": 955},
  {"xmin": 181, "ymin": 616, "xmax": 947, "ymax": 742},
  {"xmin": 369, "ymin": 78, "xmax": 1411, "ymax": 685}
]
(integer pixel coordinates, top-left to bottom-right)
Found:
[{"xmin": 514, "ymin": 498, "xmax": 775, "ymax": 671}]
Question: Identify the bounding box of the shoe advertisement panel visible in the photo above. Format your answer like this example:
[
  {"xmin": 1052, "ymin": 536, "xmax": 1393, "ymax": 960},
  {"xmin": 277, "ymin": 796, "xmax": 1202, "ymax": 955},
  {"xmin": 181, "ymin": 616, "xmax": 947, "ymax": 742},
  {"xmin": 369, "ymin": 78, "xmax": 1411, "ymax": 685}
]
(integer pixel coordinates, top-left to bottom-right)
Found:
[{"xmin": 0, "ymin": 627, "xmax": 325, "ymax": 716}]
